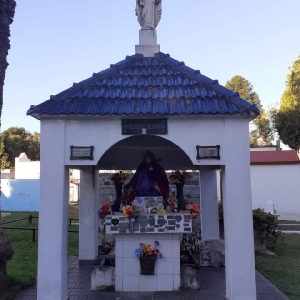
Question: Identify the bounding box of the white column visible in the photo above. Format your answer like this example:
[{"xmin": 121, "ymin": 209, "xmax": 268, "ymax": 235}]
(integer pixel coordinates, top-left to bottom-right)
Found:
[
  {"xmin": 222, "ymin": 119, "xmax": 256, "ymax": 300},
  {"xmin": 199, "ymin": 167, "xmax": 219, "ymax": 240},
  {"xmin": 79, "ymin": 166, "xmax": 99, "ymax": 262},
  {"xmin": 37, "ymin": 120, "xmax": 69, "ymax": 300}
]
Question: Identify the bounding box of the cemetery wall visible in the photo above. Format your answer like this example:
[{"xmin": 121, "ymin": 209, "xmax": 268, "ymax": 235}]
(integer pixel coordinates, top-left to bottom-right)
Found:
[
  {"xmin": 251, "ymin": 164, "xmax": 300, "ymax": 221},
  {"xmin": 1, "ymin": 179, "xmax": 40, "ymax": 211}
]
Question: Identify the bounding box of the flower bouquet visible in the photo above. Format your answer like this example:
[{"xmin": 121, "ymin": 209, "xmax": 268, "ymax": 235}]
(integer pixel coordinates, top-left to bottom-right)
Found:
[
  {"xmin": 186, "ymin": 202, "xmax": 201, "ymax": 219},
  {"xmin": 168, "ymin": 191, "xmax": 178, "ymax": 212},
  {"xmin": 123, "ymin": 204, "xmax": 139, "ymax": 232},
  {"xmin": 122, "ymin": 205, "xmax": 139, "ymax": 221},
  {"xmin": 111, "ymin": 172, "xmax": 127, "ymax": 184},
  {"xmin": 169, "ymin": 170, "xmax": 190, "ymax": 184},
  {"xmin": 97, "ymin": 202, "xmax": 111, "ymax": 246},
  {"xmin": 135, "ymin": 241, "xmax": 163, "ymax": 275},
  {"xmin": 97, "ymin": 202, "xmax": 111, "ymax": 219},
  {"xmin": 122, "ymin": 188, "xmax": 136, "ymax": 205}
]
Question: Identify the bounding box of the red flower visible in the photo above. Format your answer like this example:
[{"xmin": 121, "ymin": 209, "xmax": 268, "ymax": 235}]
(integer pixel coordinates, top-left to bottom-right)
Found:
[
  {"xmin": 111, "ymin": 173, "xmax": 127, "ymax": 184},
  {"xmin": 169, "ymin": 170, "xmax": 190, "ymax": 184}
]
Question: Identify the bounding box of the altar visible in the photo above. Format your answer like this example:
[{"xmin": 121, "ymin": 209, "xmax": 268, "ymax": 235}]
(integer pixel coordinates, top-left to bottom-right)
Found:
[{"xmin": 105, "ymin": 211, "xmax": 192, "ymax": 291}]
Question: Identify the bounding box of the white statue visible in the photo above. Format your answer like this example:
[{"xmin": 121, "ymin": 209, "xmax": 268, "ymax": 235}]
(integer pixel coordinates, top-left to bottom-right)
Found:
[{"xmin": 136, "ymin": 0, "xmax": 162, "ymax": 30}]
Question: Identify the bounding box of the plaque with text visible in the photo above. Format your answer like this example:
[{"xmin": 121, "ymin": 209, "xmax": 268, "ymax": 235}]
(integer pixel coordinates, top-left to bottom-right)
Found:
[
  {"xmin": 122, "ymin": 119, "xmax": 167, "ymax": 135},
  {"xmin": 196, "ymin": 145, "xmax": 220, "ymax": 160},
  {"xmin": 70, "ymin": 146, "xmax": 94, "ymax": 160}
]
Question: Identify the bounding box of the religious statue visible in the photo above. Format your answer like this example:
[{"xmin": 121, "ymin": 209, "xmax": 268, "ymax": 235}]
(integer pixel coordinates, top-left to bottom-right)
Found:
[
  {"xmin": 136, "ymin": 0, "xmax": 162, "ymax": 30},
  {"xmin": 123, "ymin": 151, "xmax": 169, "ymax": 205}
]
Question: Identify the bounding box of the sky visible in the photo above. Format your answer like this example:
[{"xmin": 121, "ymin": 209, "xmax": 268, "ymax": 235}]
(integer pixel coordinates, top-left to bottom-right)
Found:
[{"xmin": 2, "ymin": 0, "xmax": 300, "ymax": 134}]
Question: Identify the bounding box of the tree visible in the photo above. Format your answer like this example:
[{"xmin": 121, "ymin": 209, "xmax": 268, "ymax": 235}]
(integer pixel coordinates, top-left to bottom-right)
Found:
[
  {"xmin": 225, "ymin": 75, "xmax": 273, "ymax": 145},
  {"xmin": 272, "ymin": 56, "xmax": 300, "ymax": 150},
  {"xmin": 0, "ymin": 127, "xmax": 40, "ymax": 168},
  {"xmin": 0, "ymin": 0, "xmax": 17, "ymax": 293},
  {"xmin": 0, "ymin": 0, "xmax": 16, "ymax": 128}
]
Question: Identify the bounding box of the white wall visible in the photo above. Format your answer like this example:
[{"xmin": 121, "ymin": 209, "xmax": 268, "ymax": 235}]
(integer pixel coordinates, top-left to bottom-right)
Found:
[
  {"xmin": 42, "ymin": 116, "xmax": 252, "ymax": 168},
  {"xmin": 251, "ymin": 164, "xmax": 300, "ymax": 221},
  {"xmin": 15, "ymin": 153, "xmax": 40, "ymax": 179}
]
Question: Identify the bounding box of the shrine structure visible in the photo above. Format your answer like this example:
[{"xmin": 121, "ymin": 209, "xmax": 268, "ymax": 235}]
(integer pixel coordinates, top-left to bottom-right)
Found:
[{"xmin": 27, "ymin": 1, "xmax": 259, "ymax": 299}]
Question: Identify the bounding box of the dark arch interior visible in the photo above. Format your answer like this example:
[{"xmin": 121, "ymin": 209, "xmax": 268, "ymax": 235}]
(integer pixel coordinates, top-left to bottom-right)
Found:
[{"xmin": 97, "ymin": 135, "xmax": 196, "ymax": 170}]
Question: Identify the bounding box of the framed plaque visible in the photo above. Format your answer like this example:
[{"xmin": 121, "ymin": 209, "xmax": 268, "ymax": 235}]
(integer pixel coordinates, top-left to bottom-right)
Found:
[
  {"xmin": 122, "ymin": 119, "xmax": 167, "ymax": 135},
  {"xmin": 196, "ymin": 145, "xmax": 220, "ymax": 160},
  {"xmin": 70, "ymin": 146, "xmax": 94, "ymax": 160}
]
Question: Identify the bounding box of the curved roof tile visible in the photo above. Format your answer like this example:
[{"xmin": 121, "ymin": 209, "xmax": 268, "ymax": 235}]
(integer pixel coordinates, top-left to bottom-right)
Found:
[{"xmin": 27, "ymin": 52, "xmax": 260, "ymax": 118}]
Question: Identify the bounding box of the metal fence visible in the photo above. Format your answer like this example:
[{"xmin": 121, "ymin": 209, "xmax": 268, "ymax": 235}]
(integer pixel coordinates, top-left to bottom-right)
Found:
[{"xmin": 1, "ymin": 215, "xmax": 79, "ymax": 242}]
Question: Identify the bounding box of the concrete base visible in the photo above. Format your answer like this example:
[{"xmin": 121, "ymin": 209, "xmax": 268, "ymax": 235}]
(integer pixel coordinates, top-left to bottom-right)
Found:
[
  {"xmin": 135, "ymin": 45, "xmax": 160, "ymax": 57},
  {"xmin": 91, "ymin": 266, "xmax": 115, "ymax": 291},
  {"xmin": 180, "ymin": 266, "xmax": 201, "ymax": 290}
]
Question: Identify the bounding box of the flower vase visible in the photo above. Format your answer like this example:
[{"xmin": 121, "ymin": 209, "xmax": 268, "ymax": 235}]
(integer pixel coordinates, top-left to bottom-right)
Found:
[
  {"xmin": 111, "ymin": 182, "xmax": 123, "ymax": 212},
  {"xmin": 176, "ymin": 183, "xmax": 185, "ymax": 210},
  {"xmin": 139, "ymin": 255, "xmax": 157, "ymax": 275}
]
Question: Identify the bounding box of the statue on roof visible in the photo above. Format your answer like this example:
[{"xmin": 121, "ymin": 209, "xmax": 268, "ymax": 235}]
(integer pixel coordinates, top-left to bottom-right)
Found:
[{"xmin": 136, "ymin": 0, "xmax": 162, "ymax": 30}]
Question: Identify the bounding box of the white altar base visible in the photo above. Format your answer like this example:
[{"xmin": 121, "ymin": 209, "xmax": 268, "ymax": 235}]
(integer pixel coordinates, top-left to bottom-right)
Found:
[
  {"xmin": 115, "ymin": 233, "xmax": 180, "ymax": 292},
  {"xmin": 102, "ymin": 212, "xmax": 192, "ymax": 292}
]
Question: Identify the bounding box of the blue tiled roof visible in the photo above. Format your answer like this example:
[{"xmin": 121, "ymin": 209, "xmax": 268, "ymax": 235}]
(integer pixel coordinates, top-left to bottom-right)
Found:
[{"xmin": 27, "ymin": 52, "xmax": 260, "ymax": 118}]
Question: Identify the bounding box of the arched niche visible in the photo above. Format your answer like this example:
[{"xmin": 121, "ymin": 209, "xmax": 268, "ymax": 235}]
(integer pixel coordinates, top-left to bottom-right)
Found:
[{"xmin": 97, "ymin": 135, "xmax": 195, "ymax": 170}]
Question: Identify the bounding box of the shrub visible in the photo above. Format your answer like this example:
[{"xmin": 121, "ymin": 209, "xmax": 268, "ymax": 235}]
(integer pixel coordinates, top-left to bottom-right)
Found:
[{"xmin": 218, "ymin": 201, "xmax": 281, "ymax": 249}]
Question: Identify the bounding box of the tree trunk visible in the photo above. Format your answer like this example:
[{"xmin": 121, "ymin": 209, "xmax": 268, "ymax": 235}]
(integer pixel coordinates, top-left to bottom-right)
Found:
[
  {"xmin": 0, "ymin": 0, "xmax": 16, "ymax": 127},
  {"xmin": 0, "ymin": 0, "xmax": 16, "ymax": 292},
  {"xmin": 0, "ymin": 230, "xmax": 14, "ymax": 293}
]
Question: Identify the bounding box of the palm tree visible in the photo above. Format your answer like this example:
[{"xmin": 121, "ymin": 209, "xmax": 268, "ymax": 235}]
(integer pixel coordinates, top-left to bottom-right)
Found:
[{"xmin": 0, "ymin": 0, "xmax": 16, "ymax": 293}]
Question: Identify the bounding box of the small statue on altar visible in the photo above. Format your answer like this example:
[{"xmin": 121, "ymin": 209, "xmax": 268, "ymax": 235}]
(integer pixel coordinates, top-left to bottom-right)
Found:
[{"xmin": 123, "ymin": 151, "xmax": 169, "ymax": 205}]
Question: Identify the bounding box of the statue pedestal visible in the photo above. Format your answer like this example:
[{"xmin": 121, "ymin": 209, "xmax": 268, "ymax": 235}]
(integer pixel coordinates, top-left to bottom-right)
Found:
[
  {"xmin": 139, "ymin": 29, "xmax": 158, "ymax": 45},
  {"xmin": 136, "ymin": 29, "xmax": 160, "ymax": 57}
]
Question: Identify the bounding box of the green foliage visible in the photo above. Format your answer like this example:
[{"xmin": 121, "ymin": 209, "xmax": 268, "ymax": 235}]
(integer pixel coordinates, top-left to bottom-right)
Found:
[
  {"xmin": 272, "ymin": 55, "xmax": 300, "ymax": 150},
  {"xmin": 225, "ymin": 75, "xmax": 273, "ymax": 145},
  {"xmin": 253, "ymin": 208, "xmax": 281, "ymax": 249},
  {"xmin": 225, "ymin": 75, "xmax": 262, "ymax": 109},
  {"xmin": 0, "ymin": 206, "xmax": 79, "ymax": 298},
  {"xmin": 218, "ymin": 201, "xmax": 281, "ymax": 249},
  {"xmin": 0, "ymin": 127, "xmax": 40, "ymax": 169},
  {"xmin": 256, "ymin": 234, "xmax": 300, "ymax": 300}
]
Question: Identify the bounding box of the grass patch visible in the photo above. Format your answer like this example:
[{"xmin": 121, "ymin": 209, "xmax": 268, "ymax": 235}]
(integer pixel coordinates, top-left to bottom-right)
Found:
[
  {"xmin": 0, "ymin": 205, "xmax": 79, "ymax": 299},
  {"xmin": 256, "ymin": 234, "xmax": 300, "ymax": 300}
]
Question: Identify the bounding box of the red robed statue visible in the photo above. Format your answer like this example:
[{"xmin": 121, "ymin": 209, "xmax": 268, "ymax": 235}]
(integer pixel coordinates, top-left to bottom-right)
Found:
[{"xmin": 123, "ymin": 151, "xmax": 169, "ymax": 205}]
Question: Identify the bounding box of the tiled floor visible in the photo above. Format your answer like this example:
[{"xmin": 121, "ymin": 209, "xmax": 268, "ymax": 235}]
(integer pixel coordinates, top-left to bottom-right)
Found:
[{"xmin": 15, "ymin": 256, "xmax": 290, "ymax": 300}]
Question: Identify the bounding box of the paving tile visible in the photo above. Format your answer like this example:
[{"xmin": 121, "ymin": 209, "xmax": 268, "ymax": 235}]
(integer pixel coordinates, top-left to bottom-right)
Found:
[{"xmin": 14, "ymin": 256, "xmax": 290, "ymax": 300}]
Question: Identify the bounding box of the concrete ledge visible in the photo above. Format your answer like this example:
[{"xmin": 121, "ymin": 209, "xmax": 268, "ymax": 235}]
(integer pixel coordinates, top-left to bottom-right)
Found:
[{"xmin": 135, "ymin": 45, "xmax": 160, "ymax": 57}]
